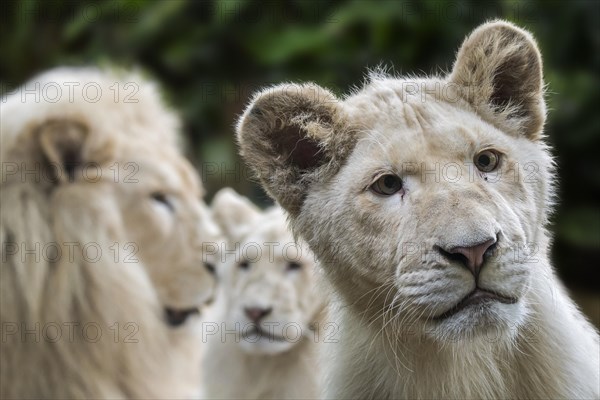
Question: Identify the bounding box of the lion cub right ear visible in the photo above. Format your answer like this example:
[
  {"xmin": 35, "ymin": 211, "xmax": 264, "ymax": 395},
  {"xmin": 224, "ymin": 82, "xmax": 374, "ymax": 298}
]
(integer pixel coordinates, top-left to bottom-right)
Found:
[
  {"xmin": 236, "ymin": 84, "xmax": 356, "ymax": 216},
  {"xmin": 35, "ymin": 119, "xmax": 90, "ymax": 185},
  {"xmin": 449, "ymin": 20, "xmax": 546, "ymax": 139},
  {"xmin": 211, "ymin": 188, "xmax": 262, "ymax": 243}
]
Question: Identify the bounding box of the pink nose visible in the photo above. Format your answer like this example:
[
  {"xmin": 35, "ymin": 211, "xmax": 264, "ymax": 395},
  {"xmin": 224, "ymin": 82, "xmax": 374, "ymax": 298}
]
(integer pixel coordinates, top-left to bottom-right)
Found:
[
  {"xmin": 449, "ymin": 238, "xmax": 497, "ymax": 276},
  {"xmin": 244, "ymin": 307, "xmax": 272, "ymax": 323}
]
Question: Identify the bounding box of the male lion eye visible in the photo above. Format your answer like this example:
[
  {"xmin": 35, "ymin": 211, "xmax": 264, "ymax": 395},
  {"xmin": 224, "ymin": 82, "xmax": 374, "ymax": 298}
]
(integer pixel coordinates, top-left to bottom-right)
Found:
[
  {"xmin": 204, "ymin": 262, "xmax": 216, "ymax": 275},
  {"xmin": 239, "ymin": 261, "xmax": 250, "ymax": 270},
  {"xmin": 474, "ymin": 150, "xmax": 500, "ymax": 173},
  {"xmin": 370, "ymin": 174, "xmax": 403, "ymax": 196}
]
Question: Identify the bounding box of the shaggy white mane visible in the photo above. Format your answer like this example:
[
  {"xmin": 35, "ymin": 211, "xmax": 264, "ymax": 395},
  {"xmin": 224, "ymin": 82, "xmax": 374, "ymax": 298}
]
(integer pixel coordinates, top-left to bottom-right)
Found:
[{"xmin": 1, "ymin": 67, "xmax": 217, "ymax": 398}]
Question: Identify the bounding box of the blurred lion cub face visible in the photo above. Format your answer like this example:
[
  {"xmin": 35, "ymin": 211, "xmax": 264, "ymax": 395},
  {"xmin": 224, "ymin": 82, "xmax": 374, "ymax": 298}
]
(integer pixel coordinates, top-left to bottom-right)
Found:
[
  {"xmin": 237, "ymin": 21, "xmax": 552, "ymax": 341},
  {"xmin": 211, "ymin": 189, "xmax": 322, "ymax": 354}
]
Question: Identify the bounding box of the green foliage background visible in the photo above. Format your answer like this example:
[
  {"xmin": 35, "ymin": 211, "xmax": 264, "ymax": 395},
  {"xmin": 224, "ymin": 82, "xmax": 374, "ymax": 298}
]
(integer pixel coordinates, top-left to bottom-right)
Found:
[{"xmin": 1, "ymin": 0, "xmax": 598, "ymax": 322}]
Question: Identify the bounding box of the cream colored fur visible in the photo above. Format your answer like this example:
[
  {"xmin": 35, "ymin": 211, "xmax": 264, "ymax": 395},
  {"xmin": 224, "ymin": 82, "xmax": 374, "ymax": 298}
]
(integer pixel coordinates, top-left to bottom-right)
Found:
[
  {"xmin": 0, "ymin": 68, "xmax": 220, "ymax": 398},
  {"xmin": 202, "ymin": 188, "xmax": 324, "ymax": 399},
  {"xmin": 237, "ymin": 21, "xmax": 600, "ymax": 398}
]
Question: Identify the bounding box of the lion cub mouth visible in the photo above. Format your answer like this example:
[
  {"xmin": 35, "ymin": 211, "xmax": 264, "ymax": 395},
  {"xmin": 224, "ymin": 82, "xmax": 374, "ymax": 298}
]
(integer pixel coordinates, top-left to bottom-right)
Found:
[
  {"xmin": 434, "ymin": 289, "xmax": 518, "ymax": 320},
  {"xmin": 164, "ymin": 307, "xmax": 200, "ymax": 327},
  {"xmin": 243, "ymin": 326, "xmax": 288, "ymax": 342}
]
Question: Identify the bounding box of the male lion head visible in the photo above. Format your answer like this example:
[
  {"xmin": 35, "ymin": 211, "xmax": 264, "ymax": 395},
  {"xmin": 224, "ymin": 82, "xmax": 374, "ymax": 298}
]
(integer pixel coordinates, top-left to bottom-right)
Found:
[
  {"xmin": 2, "ymin": 67, "xmax": 220, "ymax": 326},
  {"xmin": 210, "ymin": 188, "xmax": 323, "ymax": 354},
  {"xmin": 1, "ymin": 68, "xmax": 219, "ymax": 397},
  {"xmin": 236, "ymin": 21, "xmax": 552, "ymax": 342}
]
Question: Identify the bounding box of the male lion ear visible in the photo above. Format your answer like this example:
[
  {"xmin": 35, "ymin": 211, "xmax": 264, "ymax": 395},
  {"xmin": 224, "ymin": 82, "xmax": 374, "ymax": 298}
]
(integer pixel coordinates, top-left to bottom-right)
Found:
[
  {"xmin": 237, "ymin": 83, "xmax": 353, "ymax": 216},
  {"xmin": 449, "ymin": 20, "xmax": 546, "ymax": 139},
  {"xmin": 37, "ymin": 119, "xmax": 89, "ymax": 184},
  {"xmin": 211, "ymin": 188, "xmax": 262, "ymax": 243}
]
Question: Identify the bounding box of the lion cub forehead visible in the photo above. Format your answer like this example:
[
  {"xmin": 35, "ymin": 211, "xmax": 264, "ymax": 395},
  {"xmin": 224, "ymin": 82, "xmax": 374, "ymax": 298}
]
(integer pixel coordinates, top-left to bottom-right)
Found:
[
  {"xmin": 344, "ymin": 78, "xmax": 500, "ymax": 163},
  {"xmin": 243, "ymin": 217, "xmax": 293, "ymax": 246}
]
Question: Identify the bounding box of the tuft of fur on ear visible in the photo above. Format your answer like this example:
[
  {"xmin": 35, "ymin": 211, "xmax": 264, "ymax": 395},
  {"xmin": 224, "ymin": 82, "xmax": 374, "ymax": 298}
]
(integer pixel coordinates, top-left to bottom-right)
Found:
[
  {"xmin": 449, "ymin": 20, "xmax": 546, "ymax": 139},
  {"xmin": 37, "ymin": 120, "xmax": 89, "ymax": 184},
  {"xmin": 236, "ymin": 83, "xmax": 355, "ymax": 216},
  {"xmin": 211, "ymin": 188, "xmax": 262, "ymax": 243}
]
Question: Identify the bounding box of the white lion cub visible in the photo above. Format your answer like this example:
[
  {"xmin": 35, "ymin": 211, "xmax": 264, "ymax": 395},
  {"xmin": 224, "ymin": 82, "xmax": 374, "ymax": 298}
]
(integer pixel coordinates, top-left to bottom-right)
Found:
[
  {"xmin": 236, "ymin": 21, "xmax": 599, "ymax": 398},
  {"xmin": 201, "ymin": 188, "xmax": 325, "ymax": 399}
]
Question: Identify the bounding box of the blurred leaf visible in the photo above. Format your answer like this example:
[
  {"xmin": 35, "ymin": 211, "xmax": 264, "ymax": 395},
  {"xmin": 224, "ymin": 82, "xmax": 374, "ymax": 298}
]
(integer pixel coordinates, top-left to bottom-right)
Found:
[{"xmin": 556, "ymin": 208, "xmax": 600, "ymax": 249}]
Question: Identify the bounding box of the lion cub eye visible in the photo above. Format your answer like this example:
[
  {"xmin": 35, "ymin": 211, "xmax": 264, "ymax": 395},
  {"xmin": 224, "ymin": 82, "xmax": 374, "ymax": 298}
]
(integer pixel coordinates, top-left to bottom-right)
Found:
[
  {"xmin": 474, "ymin": 150, "xmax": 501, "ymax": 173},
  {"xmin": 370, "ymin": 174, "xmax": 403, "ymax": 196},
  {"xmin": 286, "ymin": 262, "xmax": 302, "ymax": 271},
  {"xmin": 150, "ymin": 192, "xmax": 174, "ymax": 211}
]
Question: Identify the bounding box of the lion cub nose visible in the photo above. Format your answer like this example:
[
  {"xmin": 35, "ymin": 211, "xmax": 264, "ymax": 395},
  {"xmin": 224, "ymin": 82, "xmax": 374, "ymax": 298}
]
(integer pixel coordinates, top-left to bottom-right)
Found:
[
  {"xmin": 244, "ymin": 307, "xmax": 273, "ymax": 323},
  {"xmin": 436, "ymin": 237, "xmax": 497, "ymax": 277},
  {"xmin": 448, "ymin": 238, "xmax": 497, "ymax": 277}
]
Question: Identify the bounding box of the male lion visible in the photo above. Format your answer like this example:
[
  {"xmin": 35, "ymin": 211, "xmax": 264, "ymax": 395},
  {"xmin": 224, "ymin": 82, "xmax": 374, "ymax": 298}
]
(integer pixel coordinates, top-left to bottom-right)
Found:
[
  {"xmin": 0, "ymin": 68, "xmax": 220, "ymax": 398},
  {"xmin": 202, "ymin": 188, "xmax": 324, "ymax": 399},
  {"xmin": 236, "ymin": 21, "xmax": 600, "ymax": 398}
]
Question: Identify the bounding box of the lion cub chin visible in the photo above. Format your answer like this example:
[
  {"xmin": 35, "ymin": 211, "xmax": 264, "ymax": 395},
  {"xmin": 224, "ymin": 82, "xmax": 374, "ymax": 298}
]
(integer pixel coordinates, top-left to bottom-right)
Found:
[
  {"xmin": 200, "ymin": 188, "xmax": 325, "ymax": 400},
  {"xmin": 236, "ymin": 20, "xmax": 599, "ymax": 399}
]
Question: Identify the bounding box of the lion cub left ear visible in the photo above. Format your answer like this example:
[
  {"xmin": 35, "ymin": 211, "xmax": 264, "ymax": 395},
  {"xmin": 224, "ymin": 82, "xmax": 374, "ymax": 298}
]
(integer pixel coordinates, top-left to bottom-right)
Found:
[
  {"xmin": 449, "ymin": 20, "xmax": 545, "ymax": 139},
  {"xmin": 211, "ymin": 188, "xmax": 262, "ymax": 244},
  {"xmin": 237, "ymin": 83, "xmax": 355, "ymax": 216}
]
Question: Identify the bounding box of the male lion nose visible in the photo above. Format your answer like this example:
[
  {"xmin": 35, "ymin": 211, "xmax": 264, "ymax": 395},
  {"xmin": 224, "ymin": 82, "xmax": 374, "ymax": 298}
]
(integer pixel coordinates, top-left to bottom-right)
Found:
[
  {"xmin": 436, "ymin": 237, "xmax": 497, "ymax": 277},
  {"xmin": 244, "ymin": 307, "xmax": 272, "ymax": 323}
]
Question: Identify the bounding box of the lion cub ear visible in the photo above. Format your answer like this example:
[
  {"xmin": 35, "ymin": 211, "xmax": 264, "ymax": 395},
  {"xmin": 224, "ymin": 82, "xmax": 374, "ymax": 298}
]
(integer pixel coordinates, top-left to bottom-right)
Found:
[
  {"xmin": 211, "ymin": 188, "xmax": 262, "ymax": 243},
  {"xmin": 237, "ymin": 83, "xmax": 355, "ymax": 216},
  {"xmin": 449, "ymin": 20, "xmax": 545, "ymax": 140},
  {"xmin": 37, "ymin": 119, "xmax": 90, "ymax": 184}
]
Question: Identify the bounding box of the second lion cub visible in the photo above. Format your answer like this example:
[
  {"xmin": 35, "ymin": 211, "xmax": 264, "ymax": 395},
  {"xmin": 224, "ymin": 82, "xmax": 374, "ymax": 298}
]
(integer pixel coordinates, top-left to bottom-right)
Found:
[{"xmin": 201, "ymin": 188, "xmax": 325, "ymax": 399}]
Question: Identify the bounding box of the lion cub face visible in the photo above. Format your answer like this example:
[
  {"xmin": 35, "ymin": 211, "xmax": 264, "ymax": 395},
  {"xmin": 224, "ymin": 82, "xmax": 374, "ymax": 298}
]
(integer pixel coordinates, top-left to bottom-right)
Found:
[
  {"xmin": 211, "ymin": 189, "xmax": 322, "ymax": 354},
  {"xmin": 303, "ymin": 92, "xmax": 548, "ymax": 340},
  {"xmin": 237, "ymin": 21, "xmax": 552, "ymax": 341}
]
